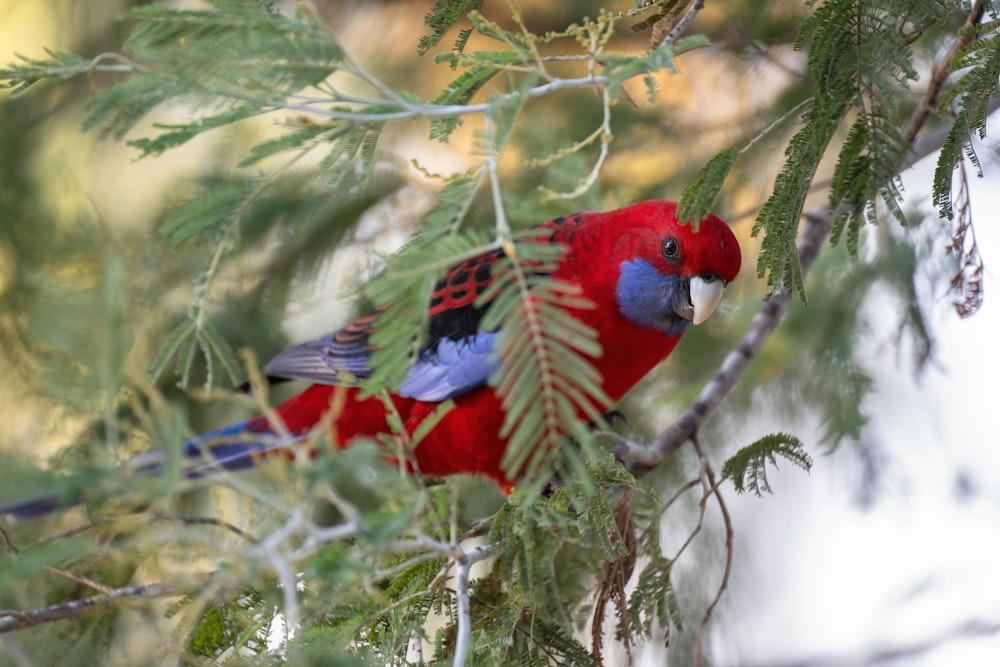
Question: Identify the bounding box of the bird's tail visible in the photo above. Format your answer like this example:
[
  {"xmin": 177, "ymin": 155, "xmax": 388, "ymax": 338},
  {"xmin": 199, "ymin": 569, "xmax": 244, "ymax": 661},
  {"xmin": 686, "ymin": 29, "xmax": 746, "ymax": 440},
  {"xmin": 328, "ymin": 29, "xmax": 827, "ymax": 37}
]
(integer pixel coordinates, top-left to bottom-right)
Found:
[{"xmin": 0, "ymin": 417, "xmax": 299, "ymax": 522}]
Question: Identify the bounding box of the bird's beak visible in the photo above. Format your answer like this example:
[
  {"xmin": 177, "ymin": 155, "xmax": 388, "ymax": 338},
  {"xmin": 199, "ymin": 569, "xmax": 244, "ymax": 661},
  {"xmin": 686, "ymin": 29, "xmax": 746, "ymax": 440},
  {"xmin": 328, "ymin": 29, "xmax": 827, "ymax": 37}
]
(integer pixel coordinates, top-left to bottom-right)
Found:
[{"xmin": 689, "ymin": 275, "xmax": 724, "ymax": 325}]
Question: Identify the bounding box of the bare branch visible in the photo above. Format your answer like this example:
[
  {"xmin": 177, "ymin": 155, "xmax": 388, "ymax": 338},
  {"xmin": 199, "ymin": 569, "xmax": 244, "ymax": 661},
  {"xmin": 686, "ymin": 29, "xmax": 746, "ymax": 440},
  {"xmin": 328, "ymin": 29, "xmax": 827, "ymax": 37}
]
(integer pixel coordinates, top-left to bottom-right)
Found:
[
  {"xmin": 692, "ymin": 437, "xmax": 734, "ymax": 667},
  {"xmin": 658, "ymin": 1, "xmax": 706, "ymax": 49},
  {"xmin": 0, "ymin": 578, "xmax": 205, "ymax": 634},
  {"xmin": 452, "ymin": 545, "xmax": 495, "ymax": 667}
]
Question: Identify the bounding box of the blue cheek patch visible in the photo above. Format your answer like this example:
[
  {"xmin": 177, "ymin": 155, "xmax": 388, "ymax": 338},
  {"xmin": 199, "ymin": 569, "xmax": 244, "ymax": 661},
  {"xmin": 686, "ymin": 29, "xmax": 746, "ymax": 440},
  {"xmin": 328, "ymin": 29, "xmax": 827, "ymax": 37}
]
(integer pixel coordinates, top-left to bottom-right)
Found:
[{"xmin": 616, "ymin": 259, "xmax": 690, "ymax": 337}]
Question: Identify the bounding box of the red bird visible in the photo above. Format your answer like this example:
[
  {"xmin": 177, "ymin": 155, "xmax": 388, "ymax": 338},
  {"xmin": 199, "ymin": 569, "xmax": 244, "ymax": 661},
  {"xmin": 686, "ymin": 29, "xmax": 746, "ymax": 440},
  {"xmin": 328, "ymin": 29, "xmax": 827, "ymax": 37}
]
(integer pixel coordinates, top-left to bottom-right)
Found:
[{"xmin": 0, "ymin": 200, "xmax": 740, "ymax": 518}]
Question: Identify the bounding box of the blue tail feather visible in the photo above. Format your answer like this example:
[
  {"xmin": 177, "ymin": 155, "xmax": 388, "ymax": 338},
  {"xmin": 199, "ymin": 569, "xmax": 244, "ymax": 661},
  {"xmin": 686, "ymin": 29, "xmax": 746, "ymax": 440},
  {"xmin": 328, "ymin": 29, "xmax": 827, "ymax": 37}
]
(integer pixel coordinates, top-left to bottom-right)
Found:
[
  {"xmin": 180, "ymin": 419, "xmax": 277, "ymax": 474},
  {"xmin": 1, "ymin": 417, "xmax": 295, "ymax": 521}
]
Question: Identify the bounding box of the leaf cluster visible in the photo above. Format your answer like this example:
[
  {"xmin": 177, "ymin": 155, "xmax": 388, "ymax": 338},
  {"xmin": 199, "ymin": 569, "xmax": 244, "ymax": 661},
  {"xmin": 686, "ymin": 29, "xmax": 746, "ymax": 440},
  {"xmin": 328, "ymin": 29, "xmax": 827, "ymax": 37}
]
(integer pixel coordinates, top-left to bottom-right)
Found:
[
  {"xmin": 677, "ymin": 0, "xmax": 966, "ymax": 300},
  {"xmin": 933, "ymin": 23, "xmax": 1000, "ymax": 219},
  {"xmin": 722, "ymin": 433, "xmax": 812, "ymax": 496}
]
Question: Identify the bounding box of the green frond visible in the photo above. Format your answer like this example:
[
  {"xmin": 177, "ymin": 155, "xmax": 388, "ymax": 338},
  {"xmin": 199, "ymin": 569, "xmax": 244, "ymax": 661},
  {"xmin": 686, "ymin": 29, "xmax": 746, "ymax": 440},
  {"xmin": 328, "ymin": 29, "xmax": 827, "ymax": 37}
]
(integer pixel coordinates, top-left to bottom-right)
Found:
[
  {"xmin": 418, "ymin": 165, "xmax": 488, "ymax": 234},
  {"xmin": 607, "ymin": 35, "xmax": 709, "ymax": 99},
  {"xmin": 754, "ymin": 0, "xmax": 939, "ymax": 298},
  {"xmin": 418, "ymin": 0, "xmax": 484, "ymax": 56},
  {"xmin": 466, "ymin": 11, "xmax": 537, "ymax": 55},
  {"xmin": 160, "ymin": 180, "xmax": 255, "ymax": 247},
  {"xmin": 149, "ymin": 318, "xmax": 197, "ymax": 382},
  {"xmin": 153, "ymin": 312, "xmax": 246, "ymax": 390},
  {"xmin": 628, "ymin": 554, "xmax": 682, "ymax": 637},
  {"xmin": 829, "ymin": 114, "xmax": 908, "ymax": 255},
  {"xmin": 0, "ymin": 48, "xmax": 93, "ymax": 94},
  {"xmin": 722, "ymin": 433, "xmax": 812, "ymax": 496},
  {"xmin": 933, "ymin": 31, "xmax": 1000, "ymax": 219},
  {"xmin": 84, "ymin": 1, "xmax": 343, "ymax": 143},
  {"xmin": 199, "ymin": 317, "xmax": 244, "ymax": 387},
  {"xmin": 677, "ymin": 147, "xmax": 738, "ymax": 227},
  {"xmin": 428, "ymin": 48, "xmax": 534, "ymax": 144},
  {"xmin": 483, "ymin": 243, "xmax": 611, "ymax": 482},
  {"xmin": 239, "ymin": 120, "xmax": 332, "ymax": 166},
  {"xmin": 128, "ymin": 105, "xmax": 263, "ymax": 157},
  {"xmin": 488, "ymin": 477, "xmax": 627, "ymax": 651},
  {"xmin": 321, "ymin": 124, "xmax": 383, "ymax": 185}
]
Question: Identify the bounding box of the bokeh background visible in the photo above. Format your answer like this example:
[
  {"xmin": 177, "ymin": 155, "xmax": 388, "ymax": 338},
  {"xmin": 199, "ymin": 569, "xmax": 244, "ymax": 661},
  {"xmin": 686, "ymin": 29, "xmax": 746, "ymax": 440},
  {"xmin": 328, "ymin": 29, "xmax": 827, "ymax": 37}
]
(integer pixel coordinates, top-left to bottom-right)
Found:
[{"xmin": 1, "ymin": 1, "xmax": 998, "ymax": 665}]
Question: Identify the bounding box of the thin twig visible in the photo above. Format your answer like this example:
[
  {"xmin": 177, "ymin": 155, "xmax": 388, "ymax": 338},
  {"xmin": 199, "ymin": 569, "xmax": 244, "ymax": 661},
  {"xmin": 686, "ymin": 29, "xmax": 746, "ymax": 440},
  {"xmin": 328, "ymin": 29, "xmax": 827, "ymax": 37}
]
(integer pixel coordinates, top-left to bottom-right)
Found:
[
  {"xmin": 0, "ymin": 525, "xmax": 16, "ymax": 553},
  {"xmin": 658, "ymin": 0, "xmax": 706, "ymax": 49},
  {"xmin": 0, "ymin": 577, "xmax": 206, "ymax": 634},
  {"xmin": 540, "ymin": 85, "xmax": 613, "ymax": 201},
  {"xmin": 484, "ymin": 113, "xmax": 512, "ymax": 241},
  {"xmin": 147, "ymin": 512, "xmax": 258, "ymax": 543},
  {"xmin": 691, "ymin": 437, "xmax": 734, "ymax": 667}
]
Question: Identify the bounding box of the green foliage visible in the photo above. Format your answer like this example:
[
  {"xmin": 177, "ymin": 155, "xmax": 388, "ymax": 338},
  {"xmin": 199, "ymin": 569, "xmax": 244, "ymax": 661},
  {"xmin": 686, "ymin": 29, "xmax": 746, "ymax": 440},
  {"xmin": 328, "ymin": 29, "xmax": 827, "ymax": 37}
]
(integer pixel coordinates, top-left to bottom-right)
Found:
[
  {"xmin": 722, "ymin": 433, "xmax": 812, "ymax": 496},
  {"xmin": 628, "ymin": 553, "xmax": 683, "ymax": 637},
  {"xmin": 481, "ymin": 242, "xmax": 610, "ymax": 480},
  {"xmin": 0, "ymin": 48, "xmax": 92, "ymax": 95},
  {"xmin": 677, "ymin": 147, "xmax": 738, "ymax": 227},
  {"xmin": 744, "ymin": 0, "xmax": 949, "ymax": 298},
  {"xmin": 418, "ymin": 0, "xmax": 485, "ymax": 56},
  {"xmin": 0, "ymin": 0, "xmax": 997, "ymax": 664},
  {"xmin": 180, "ymin": 588, "xmax": 270, "ymax": 657},
  {"xmin": 934, "ymin": 27, "xmax": 1000, "ymax": 219},
  {"xmin": 96, "ymin": 1, "xmax": 342, "ymax": 145},
  {"xmin": 484, "ymin": 458, "xmax": 639, "ymax": 662}
]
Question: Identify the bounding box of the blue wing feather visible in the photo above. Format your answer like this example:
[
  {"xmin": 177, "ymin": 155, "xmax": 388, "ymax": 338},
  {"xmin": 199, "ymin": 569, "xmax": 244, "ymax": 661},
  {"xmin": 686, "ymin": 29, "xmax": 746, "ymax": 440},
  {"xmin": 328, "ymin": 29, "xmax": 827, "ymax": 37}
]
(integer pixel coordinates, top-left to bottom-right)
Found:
[{"xmin": 397, "ymin": 332, "xmax": 499, "ymax": 401}]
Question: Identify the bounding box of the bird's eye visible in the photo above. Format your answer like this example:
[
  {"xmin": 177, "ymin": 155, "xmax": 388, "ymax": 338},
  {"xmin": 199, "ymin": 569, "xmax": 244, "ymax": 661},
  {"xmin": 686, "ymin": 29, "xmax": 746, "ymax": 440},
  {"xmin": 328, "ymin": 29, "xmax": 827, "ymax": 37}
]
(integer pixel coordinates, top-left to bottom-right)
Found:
[{"xmin": 662, "ymin": 236, "xmax": 680, "ymax": 258}]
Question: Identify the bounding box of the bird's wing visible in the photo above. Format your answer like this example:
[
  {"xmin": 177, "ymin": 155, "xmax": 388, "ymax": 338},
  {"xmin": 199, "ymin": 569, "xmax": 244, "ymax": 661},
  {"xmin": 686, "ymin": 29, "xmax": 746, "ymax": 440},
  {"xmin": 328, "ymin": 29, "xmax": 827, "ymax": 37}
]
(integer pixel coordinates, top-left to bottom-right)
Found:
[
  {"xmin": 263, "ymin": 213, "xmax": 591, "ymax": 400},
  {"xmin": 262, "ymin": 308, "xmax": 382, "ymax": 386}
]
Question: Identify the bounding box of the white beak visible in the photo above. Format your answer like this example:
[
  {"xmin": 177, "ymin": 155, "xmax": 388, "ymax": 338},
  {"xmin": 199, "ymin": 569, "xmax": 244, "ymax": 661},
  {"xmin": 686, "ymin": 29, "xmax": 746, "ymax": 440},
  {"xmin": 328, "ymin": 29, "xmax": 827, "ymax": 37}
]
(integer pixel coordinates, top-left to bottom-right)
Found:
[{"xmin": 690, "ymin": 275, "xmax": 724, "ymax": 325}]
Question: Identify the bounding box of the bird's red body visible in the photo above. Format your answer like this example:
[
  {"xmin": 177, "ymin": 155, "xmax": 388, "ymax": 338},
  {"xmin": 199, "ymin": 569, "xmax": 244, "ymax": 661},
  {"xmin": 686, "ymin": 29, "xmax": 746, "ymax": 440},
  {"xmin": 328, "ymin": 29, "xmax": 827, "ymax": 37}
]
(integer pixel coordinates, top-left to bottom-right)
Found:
[
  {"xmin": 0, "ymin": 201, "xmax": 741, "ymax": 520},
  {"xmin": 246, "ymin": 200, "xmax": 741, "ymax": 491}
]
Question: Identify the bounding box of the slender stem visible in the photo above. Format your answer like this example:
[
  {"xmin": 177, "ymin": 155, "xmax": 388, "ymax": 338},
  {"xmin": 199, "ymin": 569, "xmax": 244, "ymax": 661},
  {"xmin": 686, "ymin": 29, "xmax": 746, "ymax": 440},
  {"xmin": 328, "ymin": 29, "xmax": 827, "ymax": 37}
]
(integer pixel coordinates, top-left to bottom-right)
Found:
[
  {"xmin": 659, "ymin": 0, "xmax": 706, "ymax": 48},
  {"xmin": 453, "ymin": 559, "xmax": 474, "ymax": 667},
  {"xmin": 692, "ymin": 437, "xmax": 734, "ymax": 667},
  {"xmin": 484, "ymin": 113, "xmax": 511, "ymax": 241}
]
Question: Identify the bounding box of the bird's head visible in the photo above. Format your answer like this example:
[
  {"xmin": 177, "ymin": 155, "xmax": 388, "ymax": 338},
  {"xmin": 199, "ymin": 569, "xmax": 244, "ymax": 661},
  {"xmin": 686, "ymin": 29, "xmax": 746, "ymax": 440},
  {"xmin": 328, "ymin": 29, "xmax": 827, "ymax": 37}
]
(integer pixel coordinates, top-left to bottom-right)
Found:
[{"xmin": 608, "ymin": 200, "xmax": 741, "ymax": 338}]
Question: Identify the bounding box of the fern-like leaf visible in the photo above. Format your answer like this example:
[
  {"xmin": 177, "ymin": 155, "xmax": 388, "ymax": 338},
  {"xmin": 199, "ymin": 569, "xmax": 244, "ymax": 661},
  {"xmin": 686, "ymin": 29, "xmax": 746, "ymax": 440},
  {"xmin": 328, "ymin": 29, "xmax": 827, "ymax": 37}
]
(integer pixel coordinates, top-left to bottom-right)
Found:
[
  {"xmin": 479, "ymin": 241, "xmax": 610, "ymax": 482},
  {"xmin": 677, "ymin": 147, "xmax": 738, "ymax": 227},
  {"xmin": 418, "ymin": 0, "xmax": 484, "ymax": 56},
  {"xmin": 722, "ymin": 433, "xmax": 812, "ymax": 496},
  {"xmin": 933, "ymin": 31, "xmax": 1000, "ymax": 219},
  {"xmin": 628, "ymin": 554, "xmax": 682, "ymax": 638}
]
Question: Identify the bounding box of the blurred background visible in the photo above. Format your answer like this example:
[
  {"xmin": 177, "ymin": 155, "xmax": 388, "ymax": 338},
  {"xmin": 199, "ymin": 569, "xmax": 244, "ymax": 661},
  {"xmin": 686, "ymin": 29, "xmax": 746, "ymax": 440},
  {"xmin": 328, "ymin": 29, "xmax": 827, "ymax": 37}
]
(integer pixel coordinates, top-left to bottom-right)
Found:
[{"xmin": 0, "ymin": 1, "xmax": 997, "ymax": 665}]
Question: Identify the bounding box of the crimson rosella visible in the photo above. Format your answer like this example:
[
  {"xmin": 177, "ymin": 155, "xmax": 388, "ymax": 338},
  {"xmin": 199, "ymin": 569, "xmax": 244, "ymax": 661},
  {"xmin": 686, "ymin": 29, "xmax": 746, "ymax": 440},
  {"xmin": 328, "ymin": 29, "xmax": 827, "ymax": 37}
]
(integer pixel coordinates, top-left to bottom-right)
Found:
[{"xmin": 0, "ymin": 200, "xmax": 740, "ymax": 518}]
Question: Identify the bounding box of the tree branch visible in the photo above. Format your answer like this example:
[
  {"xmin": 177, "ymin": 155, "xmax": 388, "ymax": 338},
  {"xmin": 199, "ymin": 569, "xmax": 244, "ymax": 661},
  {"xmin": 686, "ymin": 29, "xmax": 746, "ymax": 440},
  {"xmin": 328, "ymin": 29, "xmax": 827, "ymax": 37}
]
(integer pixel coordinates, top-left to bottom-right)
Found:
[
  {"xmin": 0, "ymin": 578, "xmax": 204, "ymax": 634},
  {"xmin": 614, "ymin": 0, "xmax": 994, "ymax": 476},
  {"xmin": 659, "ymin": 0, "xmax": 706, "ymax": 49}
]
